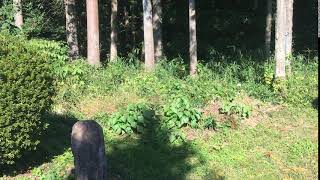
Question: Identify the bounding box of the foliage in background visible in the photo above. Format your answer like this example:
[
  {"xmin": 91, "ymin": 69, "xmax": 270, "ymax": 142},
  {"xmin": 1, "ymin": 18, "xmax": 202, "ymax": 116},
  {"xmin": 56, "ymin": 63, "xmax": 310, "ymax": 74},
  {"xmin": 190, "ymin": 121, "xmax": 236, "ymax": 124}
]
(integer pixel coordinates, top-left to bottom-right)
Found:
[
  {"xmin": 0, "ymin": 1, "xmax": 17, "ymax": 32},
  {"xmin": 0, "ymin": 0, "xmax": 65, "ymax": 38}
]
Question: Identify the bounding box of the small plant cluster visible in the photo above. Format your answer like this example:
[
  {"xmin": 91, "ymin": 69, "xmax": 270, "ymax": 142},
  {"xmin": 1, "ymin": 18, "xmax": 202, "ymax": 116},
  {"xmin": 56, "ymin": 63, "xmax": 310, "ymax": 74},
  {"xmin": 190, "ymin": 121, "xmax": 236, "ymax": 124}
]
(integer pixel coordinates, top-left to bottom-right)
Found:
[
  {"xmin": 162, "ymin": 97, "xmax": 201, "ymax": 129},
  {"xmin": 97, "ymin": 97, "xmax": 216, "ymax": 144},
  {"xmin": 202, "ymin": 117, "xmax": 217, "ymax": 130},
  {"xmin": 96, "ymin": 104, "xmax": 154, "ymax": 135},
  {"xmin": 160, "ymin": 97, "xmax": 204, "ymax": 143},
  {"xmin": 219, "ymin": 101, "xmax": 252, "ymax": 119}
]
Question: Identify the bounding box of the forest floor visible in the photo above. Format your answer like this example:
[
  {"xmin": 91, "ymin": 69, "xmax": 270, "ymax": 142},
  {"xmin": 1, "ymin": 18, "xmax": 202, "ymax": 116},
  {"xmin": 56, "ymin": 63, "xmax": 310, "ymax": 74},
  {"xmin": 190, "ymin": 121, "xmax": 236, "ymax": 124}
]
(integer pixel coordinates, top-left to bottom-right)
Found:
[{"xmin": 0, "ymin": 56, "xmax": 318, "ymax": 180}]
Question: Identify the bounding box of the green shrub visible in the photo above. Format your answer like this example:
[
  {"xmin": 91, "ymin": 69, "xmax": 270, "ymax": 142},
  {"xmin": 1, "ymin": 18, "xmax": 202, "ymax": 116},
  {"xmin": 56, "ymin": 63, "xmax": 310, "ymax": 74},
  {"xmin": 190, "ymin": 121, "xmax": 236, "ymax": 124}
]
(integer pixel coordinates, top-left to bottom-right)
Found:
[
  {"xmin": 101, "ymin": 104, "xmax": 154, "ymax": 135},
  {"xmin": 162, "ymin": 97, "xmax": 202, "ymax": 129},
  {"xmin": 0, "ymin": 32, "xmax": 54, "ymax": 165},
  {"xmin": 219, "ymin": 101, "xmax": 252, "ymax": 119},
  {"xmin": 27, "ymin": 38, "xmax": 69, "ymax": 77}
]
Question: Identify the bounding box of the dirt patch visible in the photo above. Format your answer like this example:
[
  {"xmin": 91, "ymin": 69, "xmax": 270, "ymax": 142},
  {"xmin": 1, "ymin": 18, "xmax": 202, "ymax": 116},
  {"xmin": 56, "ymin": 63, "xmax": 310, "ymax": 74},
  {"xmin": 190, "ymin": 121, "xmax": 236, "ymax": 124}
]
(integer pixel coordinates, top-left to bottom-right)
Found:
[
  {"xmin": 77, "ymin": 92, "xmax": 146, "ymax": 118},
  {"xmin": 202, "ymin": 101, "xmax": 225, "ymax": 123},
  {"xmin": 77, "ymin": 97, "xmax": 118, "ymax": 118},
  {"xmin": 202, "ymin": 94, "xmax": 284, "ymax": 128}
]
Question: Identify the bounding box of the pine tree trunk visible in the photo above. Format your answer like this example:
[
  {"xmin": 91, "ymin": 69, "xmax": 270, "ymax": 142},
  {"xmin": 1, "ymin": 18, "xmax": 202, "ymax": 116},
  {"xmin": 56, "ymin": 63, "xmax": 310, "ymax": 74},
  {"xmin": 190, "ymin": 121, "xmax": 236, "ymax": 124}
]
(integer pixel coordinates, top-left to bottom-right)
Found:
[
  {"xmin": 86, "ymin": 0, "xmax": 100, "ymax": 66},
  {"xmin": 130, "ymin": 2, "xmax": 137, "ymax": 48},
  {"xmin": 285, "ymin": 0, "xmax": 294, "ymax": 75},
  {"xmin": 142, "ymin": 0, "xmax": 155, "ymax": 72},
  {"xmin": 275, "ymin": 0, "xmax": 286, "ymax": 79},
  {"xmin": 110, "ymin": 0, "xmax": 118, "ymax": 62},
  {"xmin": 13, "ymin": 0, "xmax": 23, "ymax": 29},
  {"xmin": 318, "ymin": 0, "xmax": 320, "ymax": 37},
  {"xmin": 65, "ymin": 0, "xmax": 80, "ymax": 60},
  {"xmin": 253, "ymin": 0, "xmax": 258, "ymax": 10},
  {"xmin": 189, "ymin": 0, "xmax": 197, "ymax": 76},
  {"xmin": 152, "ymin": 0, "xmax": 163, "ymax": 61},
  {"xmin": 265, "ymin": 0, "xmax": 272, "ymax": 55},
  {"xmin": 124, "ymin": 5, "xmax": 130, "ymax": 49}
]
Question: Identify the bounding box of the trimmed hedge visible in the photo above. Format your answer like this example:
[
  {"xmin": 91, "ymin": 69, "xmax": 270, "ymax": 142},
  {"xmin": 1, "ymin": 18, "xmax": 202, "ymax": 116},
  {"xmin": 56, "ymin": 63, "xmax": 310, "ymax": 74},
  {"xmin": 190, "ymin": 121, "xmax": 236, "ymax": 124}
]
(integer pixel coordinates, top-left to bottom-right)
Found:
[{"xmin": 0, "ymin": 32, "xmax": 54, "ymax": 165}]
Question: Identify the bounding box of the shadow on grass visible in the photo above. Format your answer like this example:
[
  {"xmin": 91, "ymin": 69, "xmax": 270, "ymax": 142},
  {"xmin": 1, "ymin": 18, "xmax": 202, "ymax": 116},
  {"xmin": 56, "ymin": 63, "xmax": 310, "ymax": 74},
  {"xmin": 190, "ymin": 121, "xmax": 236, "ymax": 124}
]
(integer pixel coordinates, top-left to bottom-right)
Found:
[
  {"xmin": 1, "ymin": 109, "xmax": 224, "ymax": 179},
  {"xmin": 103, "ymin": 110, "xmax": 224, "ymax": 180},
  {"xmin": 0, "ymin": 112, "xmax": 78, "ymax": 177},
  {"xmin": 312, "ymin": 97, "xmax": 318, "ymax": 110}
]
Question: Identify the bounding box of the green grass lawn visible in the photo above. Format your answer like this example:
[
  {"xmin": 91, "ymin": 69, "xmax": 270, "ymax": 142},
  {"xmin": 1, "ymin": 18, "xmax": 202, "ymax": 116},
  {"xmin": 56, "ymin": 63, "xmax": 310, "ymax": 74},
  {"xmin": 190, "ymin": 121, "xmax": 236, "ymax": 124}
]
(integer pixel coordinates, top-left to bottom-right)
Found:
[
  {"xmin": 1, "ymin": 104, "xmax": 317, "ymax": 180},
  {"xmin": 0, "ymin": 56, "xmax": 318, "ymax": 180}
]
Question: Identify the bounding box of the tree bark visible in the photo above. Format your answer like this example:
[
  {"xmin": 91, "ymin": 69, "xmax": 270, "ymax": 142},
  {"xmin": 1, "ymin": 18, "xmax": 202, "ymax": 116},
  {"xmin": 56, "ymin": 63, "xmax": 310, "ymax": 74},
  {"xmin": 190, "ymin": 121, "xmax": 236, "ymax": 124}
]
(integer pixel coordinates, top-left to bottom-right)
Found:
[
  {"xmin": 152, "ymin": 0, "xmax": 163, "ymax": 61},
  {"xmin": 65, "ymin": 0, "xmax": 80, "ymax": 60},
  {"xmin": 265, "ymin": 0, "xmax": 272, "ymax": 56},
  {"xmin": 142, "ymin": 0, "xmax": 155, "ymax": 72},
  {"xmin": 124, "ymin": 5, "xmax": 130, "ymax": 49},
  {"xmin": 285, "ymin": 0, "xmax": 294, "ymax": 75},
  {"xmin": 275, "ymin": 0, "xmax": 286, "ymax": 79},
  {"xmin": 253, "ymin": 0, "xmax": 258, "ymax": 10},
  {"xmin": 130, "ymin": 2, "xmax": 138, "ymax": 48},
  {"xmin": 13, "ymin": 0, "xmax": 23, "ymax": 29},
  {"xmin": 318, "ymin": 0, "xmax": 320, "ymax": 37},
  {"xmin": 86, "ymin": 0, "xmax": 101, "ymax": 66},
  {"xmin": 110, "ymin": 0, "xmax": 118, "ymax": 62},
  {"xmin": 189, "ymin": 0, "xmax": 197, "ymax": 76}
]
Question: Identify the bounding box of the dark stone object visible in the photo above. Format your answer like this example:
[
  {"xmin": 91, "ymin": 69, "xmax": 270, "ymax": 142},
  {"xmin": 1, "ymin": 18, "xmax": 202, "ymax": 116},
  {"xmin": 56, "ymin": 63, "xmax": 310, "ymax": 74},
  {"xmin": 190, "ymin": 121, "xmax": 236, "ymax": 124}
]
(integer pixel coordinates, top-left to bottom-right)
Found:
[{"xmin": 71, "ymin": 120, "xmax": 107, "ymax": 180}]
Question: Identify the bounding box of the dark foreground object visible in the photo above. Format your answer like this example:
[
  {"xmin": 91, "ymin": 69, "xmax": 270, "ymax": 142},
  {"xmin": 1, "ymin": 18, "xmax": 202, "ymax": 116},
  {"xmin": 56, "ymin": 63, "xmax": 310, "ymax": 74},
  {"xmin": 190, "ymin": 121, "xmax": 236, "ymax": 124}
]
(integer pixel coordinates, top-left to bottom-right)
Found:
[{"xmin": 71, "ymin": 120, "xmax": 107, "ymax": 180}]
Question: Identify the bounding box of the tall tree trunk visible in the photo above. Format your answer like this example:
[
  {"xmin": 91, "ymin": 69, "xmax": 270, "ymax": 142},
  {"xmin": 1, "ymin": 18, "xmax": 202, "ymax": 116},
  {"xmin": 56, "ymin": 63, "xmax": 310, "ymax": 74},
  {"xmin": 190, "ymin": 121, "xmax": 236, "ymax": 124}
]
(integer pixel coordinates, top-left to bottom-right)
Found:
[
  {"xmin": 86, "ymin": 0, "xmax": 100, "ymax": 65},
  {"xmin": 152, "ymin": 0, "xmax": 163, "ymax": 61},
  {"xmin": 275, "ymin": 0, "xmax": 286, "ymax": 79},
  {"xmin": 253, "ymin": 0, "xmax": 258, "ymax": 10},
  {"xmin": 142, "ymin": 0, "xmax": 155, "ymax": 72},
  {"xmin": 285, "ymin": 0, "xmax": 294, "ymax": 75},
  {"xmin": 13, "ymin": 0, "xmax": 23, "ymax": 29},
  {"xmin": 318, "ymin": 0, "xmax": 320, "ymax": 38},
  {"xmin": 110, "ymin": 0, "xmax": 118, "ymax": 62},
  {"xmin": 65, "ymin": 0, "xmax": 80, "ymax": 60},
  {"xmin": 265, "ymin": 0, "xmax": 272, "ymax": 55},
  {"xmin": 189, "ymin": 0, "xmax": 197, "ymax": 76},
  {"xmin": 124, "ymin": 5, "xmax": 130, "ymax": 49},
  {"xmin": 130, "ymin": 3, "xmax": 136, "ymax": 48}
]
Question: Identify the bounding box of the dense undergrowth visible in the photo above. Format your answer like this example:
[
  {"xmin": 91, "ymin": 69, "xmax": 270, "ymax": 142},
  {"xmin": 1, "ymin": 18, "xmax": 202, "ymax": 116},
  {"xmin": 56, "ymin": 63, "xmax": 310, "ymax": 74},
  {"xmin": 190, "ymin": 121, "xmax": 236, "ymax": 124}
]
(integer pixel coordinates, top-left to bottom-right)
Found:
[{"xmin": 53, "ymin": 51, "xmax": 318, "ymax": 112}]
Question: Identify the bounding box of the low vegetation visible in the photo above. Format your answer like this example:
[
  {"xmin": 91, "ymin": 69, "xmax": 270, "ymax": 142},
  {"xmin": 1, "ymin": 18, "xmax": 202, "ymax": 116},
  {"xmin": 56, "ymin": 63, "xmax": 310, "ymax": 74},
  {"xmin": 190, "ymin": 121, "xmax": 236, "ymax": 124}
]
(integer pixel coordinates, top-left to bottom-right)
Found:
[{"xmin": 0, "ymin": 35, "xmax": 317, "ymax": 179}]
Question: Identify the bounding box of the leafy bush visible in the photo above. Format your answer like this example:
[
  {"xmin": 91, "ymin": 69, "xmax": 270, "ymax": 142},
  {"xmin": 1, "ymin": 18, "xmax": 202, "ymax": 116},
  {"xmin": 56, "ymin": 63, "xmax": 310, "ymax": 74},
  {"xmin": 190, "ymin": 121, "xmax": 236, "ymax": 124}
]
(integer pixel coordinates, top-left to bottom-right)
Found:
[
  {"xmin": 102, "ymin": 104, "xmax": 154, "ymax": 135},
  {"xmin": 162, "ymin": 97, "xmax": 202, "ymax": 129},
  {"xmin": 0, "ymin": 32, "xmax": 54, "ymax": 165},
  {"xmin": 53, "ymin": 60, "xmax": 94, "ymax": 104},
  {"xmin": 27, "ymin": 38, "xmax": 69, "ymax": 77},
  {"xmin": 219, "ymin": 101, "xmax": 252, "ymax": 119}
]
